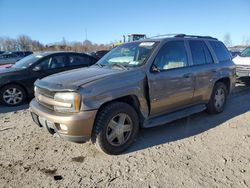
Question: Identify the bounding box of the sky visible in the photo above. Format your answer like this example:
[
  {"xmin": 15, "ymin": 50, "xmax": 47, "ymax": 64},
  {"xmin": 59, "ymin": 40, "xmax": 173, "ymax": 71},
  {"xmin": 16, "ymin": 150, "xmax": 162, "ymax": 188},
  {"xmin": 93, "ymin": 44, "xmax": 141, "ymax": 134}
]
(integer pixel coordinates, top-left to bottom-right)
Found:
[{"xmin": 0, "ymin": 0, "xmax": 249, "ymax": 45}]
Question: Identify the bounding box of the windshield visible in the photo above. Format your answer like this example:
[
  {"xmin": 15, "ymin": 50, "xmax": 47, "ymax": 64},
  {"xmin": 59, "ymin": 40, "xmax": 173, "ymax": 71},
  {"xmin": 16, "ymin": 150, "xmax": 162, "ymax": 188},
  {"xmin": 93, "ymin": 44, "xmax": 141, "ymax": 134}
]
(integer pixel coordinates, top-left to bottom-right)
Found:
[
  {"xmin": 13, "ymin": 54, "xmax": 43, "ymax": 69},
  {"xmin": 97, "ymin": 41, "xmax": 157, "ymax": 67},
  {"xmin": 240, "ymin": 47, "xmax": 250, "ymax": 57}
]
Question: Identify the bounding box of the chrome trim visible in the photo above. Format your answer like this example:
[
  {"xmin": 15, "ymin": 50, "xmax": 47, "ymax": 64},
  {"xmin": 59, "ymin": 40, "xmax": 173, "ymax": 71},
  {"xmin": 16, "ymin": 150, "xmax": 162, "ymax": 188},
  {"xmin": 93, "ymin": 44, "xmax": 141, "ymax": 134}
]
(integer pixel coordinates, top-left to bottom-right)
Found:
[{"xmin": 35, "ymin": 93, "xmax": 72, "ymax": 108}]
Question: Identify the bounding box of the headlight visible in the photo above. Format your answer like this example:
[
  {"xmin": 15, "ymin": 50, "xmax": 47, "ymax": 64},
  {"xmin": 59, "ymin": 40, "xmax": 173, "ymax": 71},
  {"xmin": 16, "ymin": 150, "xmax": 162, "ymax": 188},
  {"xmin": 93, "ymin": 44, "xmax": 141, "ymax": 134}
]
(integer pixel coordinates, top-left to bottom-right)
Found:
[{"xmin": 54, "ymin": 92, "xmax": 81, "ymax": 113}]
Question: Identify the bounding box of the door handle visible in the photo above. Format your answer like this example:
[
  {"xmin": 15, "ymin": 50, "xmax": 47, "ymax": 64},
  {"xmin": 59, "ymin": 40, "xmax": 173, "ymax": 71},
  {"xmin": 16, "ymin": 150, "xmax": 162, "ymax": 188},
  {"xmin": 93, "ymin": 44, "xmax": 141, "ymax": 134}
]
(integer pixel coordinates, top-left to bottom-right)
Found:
[{"xmin": 183, "ymin": 73, "xmax": 193, "ymax": 78}]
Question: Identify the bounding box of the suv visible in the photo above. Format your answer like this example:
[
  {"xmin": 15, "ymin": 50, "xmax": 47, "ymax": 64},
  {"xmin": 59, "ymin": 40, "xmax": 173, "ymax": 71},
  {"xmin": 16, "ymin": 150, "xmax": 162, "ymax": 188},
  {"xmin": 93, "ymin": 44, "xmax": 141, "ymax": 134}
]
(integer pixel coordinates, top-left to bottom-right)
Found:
[{"xmin": 30, "ymin": 34, "xmax": 236, "ymax": 155}]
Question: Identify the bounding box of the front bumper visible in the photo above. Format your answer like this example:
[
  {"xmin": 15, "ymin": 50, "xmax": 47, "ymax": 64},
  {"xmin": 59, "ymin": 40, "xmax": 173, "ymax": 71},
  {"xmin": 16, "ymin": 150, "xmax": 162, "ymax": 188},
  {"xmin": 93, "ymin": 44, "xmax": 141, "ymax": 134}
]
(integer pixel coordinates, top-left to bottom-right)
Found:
[{"xmin": 30, "ymin": 99, "xmax": 97, "ymax": 143}]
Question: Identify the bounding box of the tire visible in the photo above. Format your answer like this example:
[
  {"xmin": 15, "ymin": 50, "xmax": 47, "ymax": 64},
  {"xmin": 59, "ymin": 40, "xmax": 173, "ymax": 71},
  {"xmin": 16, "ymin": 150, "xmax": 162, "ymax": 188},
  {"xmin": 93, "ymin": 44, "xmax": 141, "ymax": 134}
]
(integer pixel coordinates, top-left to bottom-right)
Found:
[
  {"xmin": 206, "ymin": 82, "xmax": 228, "ymax": 114},
  {"xmin": 91, "ymin": 102, "xmax": 139, "ymax": 155},
  {"xmin": 0, "ymin": 84, "xmax": 26, "ymax": 106}
]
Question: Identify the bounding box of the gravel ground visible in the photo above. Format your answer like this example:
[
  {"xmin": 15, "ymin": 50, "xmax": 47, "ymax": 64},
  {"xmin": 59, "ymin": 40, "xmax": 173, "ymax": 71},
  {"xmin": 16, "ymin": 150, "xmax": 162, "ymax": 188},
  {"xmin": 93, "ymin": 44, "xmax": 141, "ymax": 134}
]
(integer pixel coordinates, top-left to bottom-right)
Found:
[{"xmin": 0, "ymin": 83, "xmax": 250, "ymax": 188}]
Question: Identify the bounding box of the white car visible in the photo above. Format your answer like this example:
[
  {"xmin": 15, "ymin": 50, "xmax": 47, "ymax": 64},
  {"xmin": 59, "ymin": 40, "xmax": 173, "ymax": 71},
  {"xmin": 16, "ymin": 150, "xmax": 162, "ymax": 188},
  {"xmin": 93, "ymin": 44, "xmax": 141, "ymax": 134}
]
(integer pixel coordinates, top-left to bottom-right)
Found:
[{"xmin": 233, "ymin": 47, "xmax": 250, "ymax": 77}]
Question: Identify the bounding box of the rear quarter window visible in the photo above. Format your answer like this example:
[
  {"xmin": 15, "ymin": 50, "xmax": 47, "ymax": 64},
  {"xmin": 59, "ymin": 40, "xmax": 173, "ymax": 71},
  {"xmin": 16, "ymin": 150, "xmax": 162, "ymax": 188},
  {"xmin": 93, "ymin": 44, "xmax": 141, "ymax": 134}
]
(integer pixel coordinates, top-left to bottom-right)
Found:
[{"xmin": 209, "ymin": 41, "xmax": 231, "ymax": 62}]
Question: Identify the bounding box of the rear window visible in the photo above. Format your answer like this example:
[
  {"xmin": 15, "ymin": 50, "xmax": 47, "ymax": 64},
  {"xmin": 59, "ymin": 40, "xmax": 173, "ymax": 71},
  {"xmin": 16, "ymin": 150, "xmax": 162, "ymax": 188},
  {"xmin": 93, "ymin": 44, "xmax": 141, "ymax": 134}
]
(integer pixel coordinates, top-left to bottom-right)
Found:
[{"xmin": 209, "ymin": 41, "xmax": 231, "ymax": 62}]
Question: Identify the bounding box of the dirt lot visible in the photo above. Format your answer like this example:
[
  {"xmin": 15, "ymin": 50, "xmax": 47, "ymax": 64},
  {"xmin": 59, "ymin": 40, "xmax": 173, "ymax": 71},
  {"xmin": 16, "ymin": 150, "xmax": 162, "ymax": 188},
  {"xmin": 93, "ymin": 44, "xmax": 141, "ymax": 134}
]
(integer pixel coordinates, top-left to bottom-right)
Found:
[{"xmin": 0, "ymin": 83, "xmax": 250, "ymax": 188}]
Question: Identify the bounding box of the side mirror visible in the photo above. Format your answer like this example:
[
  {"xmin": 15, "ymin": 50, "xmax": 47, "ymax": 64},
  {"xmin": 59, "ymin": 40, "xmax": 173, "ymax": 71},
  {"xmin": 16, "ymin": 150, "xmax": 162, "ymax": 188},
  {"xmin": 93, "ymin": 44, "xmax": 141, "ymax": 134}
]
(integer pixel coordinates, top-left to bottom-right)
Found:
[
  {"xmin": 151, "ymin": 64, "xmax": 160, "ymax": 73},
  {"xmin": 33, "ymin": 66, "xmax": 41, "ymax": 72}
]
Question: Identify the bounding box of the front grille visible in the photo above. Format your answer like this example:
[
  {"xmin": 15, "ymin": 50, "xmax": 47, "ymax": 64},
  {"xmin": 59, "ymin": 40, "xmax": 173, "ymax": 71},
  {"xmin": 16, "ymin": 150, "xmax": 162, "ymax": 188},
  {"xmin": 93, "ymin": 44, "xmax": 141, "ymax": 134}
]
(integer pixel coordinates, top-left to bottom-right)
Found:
[
  {"xmin": 38, "ymin": 101, "xmax": 54, "ymax": 110},
  {"xmin": 236, "ymin": 65, "xmax": 250, "ymax": 71},
  {"xmin": 36, "ymin": 87, "xmax": 55, "ymax": 98},
  {"xmin": 35, "ymin": 87, "xmax": 55, "ymax": 110}
]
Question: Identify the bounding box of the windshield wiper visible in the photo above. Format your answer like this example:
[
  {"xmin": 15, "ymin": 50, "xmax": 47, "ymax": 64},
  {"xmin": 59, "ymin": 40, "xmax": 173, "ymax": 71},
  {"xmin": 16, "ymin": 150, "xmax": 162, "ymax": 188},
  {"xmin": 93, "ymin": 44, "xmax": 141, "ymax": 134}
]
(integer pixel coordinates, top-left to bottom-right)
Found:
[
  {"xmin": 111, "ymin": 63, "xmax": 128, "ymax": 70},
  {"xmin": 94, "ymin": 63, "xmax": 104, "ymax": 68}
]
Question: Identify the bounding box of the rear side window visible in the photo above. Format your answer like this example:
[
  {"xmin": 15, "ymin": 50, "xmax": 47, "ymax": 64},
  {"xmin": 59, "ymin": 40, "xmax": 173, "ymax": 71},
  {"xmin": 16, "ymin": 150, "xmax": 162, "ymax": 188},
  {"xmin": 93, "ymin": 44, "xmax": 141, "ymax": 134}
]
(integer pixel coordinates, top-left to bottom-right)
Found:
[
  {"xmin": 209, "ymin": 41, "xmax": 231, "ymax": 62},
  {"xmin": 2, "ymin": 54, "xmax": 17, "ymax": 58},
  {"xmin": 154, "ymin": 40, "xmax": 188, "ymax": 70},
  {"xmin": 189, "ymin": 40, "xmax": 213, "ymax": 65},
  {"xmin": 37, "ymin": 55, "xmax": 67, "ymax": 70},
  {"xmin": 67, "ymin": 54, "xmax": 90, "ymax": 67}
]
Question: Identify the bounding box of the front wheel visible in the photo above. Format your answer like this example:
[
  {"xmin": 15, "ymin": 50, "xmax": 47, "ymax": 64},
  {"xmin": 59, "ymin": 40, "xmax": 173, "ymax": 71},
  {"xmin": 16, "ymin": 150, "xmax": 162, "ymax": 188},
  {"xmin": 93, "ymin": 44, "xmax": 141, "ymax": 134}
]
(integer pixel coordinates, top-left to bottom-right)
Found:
[
  {"xmin": 207, "ymin": 82, "xmax": 228, "ymax": 114},
  {"xmin": 0, "ymin": 84, "xmax": 26, "ymax": 106},
  {"xmin": 92, "ymin": 102, "xmax": 139, "ymax": 155}
]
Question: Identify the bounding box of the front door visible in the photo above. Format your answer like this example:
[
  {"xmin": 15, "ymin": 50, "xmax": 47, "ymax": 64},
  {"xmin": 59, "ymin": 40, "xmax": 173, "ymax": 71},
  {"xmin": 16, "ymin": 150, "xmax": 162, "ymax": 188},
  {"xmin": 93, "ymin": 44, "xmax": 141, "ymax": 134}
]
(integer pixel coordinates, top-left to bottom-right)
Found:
[
  {"xmin": 27, "ymin": 54, "xmax": 68, "ymax": 93},
  {"xmin": 148, "ymin": 40, "xmax": 195, "ymax": 116}
]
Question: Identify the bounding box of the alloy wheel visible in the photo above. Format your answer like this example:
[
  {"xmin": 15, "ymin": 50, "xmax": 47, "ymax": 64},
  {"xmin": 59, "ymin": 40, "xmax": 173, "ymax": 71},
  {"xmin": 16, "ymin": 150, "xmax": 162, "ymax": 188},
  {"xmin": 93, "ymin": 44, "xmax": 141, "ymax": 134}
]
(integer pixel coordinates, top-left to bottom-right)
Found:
[
  {"xmin": 214, "ymin": 88, "xmax": 225, "ymax": 110},
  {"xmin": 106, "ymin": 113, "xmax": 133, "ymax": 146},
  {"xmin": 3, "ymin": 87, "xmax": 23, "ymax": 105}
]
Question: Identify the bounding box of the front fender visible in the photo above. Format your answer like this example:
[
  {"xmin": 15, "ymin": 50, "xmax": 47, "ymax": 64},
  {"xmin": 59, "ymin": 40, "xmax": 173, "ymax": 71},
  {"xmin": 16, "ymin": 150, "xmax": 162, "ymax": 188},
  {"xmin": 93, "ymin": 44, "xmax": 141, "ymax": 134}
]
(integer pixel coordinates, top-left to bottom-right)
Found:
[{"xmin": 79, "ymin": 70, "xmax": 149, "ymax": 118}]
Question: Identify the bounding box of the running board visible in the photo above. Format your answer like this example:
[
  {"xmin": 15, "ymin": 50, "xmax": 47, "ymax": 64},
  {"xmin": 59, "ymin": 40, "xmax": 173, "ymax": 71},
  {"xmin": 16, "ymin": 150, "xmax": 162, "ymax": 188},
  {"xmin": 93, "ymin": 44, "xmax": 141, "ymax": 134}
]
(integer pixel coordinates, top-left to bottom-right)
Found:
[{"xmin": 143, "ymin": 104, "xmax": 206, "ymax": 128}]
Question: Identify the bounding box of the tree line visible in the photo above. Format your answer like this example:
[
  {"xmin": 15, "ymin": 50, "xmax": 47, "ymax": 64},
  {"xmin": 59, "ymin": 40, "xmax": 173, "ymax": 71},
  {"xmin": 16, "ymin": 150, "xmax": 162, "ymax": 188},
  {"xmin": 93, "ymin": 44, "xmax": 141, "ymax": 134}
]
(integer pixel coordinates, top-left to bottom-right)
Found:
[
  {"xmin": 1, "ymin": 34, "xmax": 249, "ymax": 52},
  {"xmin": 223, "ymin": 33, "xmax": 250, "ymax": 47},
  {"xmin": 0, "ymin": 35, "xmax": 110, "ymax": 52}
]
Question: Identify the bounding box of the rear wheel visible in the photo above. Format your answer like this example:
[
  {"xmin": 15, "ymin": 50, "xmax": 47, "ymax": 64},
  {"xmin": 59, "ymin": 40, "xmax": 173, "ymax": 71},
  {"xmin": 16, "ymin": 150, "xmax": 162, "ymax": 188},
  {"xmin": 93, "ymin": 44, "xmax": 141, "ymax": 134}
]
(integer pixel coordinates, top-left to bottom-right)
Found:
[
  {"xmin": 92, "ymin": 102, "xmax": 139, "ymax": 155},
  {"xmin": 0, "ymin": 84, "xmax": 26, "ymax": 106},
  {"xmin": 207, "ymin": 82, "xmax": 228, "ymax": 114}
]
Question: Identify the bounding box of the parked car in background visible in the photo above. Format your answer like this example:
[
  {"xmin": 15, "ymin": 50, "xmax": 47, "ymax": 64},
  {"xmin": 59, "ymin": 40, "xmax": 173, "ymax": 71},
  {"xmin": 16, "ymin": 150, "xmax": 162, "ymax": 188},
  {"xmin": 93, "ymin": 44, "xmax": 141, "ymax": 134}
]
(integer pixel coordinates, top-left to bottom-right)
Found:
[
  {"xmin": 13, "ymin": 51, "xmax": 33, "ymax": 57},
  {"xmin": 0, "ymin": 64, "xmax": 12, "ymax": 69},
  {"xmin": 229, "ymin": 50, "xmax": 241, "ymax": 58},
  {"xmin": 90, "ymin": 50, "xmax": 109, "ymax": 60},
  {"xmin": 0, "ymin": 51, "xmax": 33, "ymax": 65},
  {"xmin": 30, "ymin": 34, "xmax": 236, "ymax": 155},
  {"xmin": 0, "ymin": 51, "xmax": 5, "ymax": 55},
  {"xmin": 233, "ymin": 47, "xmax": 250, "ymax": 78},
  {"xmin": 0, "ymin": 51, "xmax": 97, "ymax": 106}
]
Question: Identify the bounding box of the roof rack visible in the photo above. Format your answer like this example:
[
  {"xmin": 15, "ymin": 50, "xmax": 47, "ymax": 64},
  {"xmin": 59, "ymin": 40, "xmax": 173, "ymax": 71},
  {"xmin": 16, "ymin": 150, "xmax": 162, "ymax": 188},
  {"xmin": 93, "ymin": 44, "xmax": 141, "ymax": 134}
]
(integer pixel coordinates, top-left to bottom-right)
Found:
[
  {"xmin": 149, "ymin": 34, "xmax": 184, "ymax": 39},
  {"xmin": 148, "ymin": 34, "xmax": 217, "ymax": 40},
  {"xmin": 174, "ymin": 34, "xmax": 218, "ymax": 40}
]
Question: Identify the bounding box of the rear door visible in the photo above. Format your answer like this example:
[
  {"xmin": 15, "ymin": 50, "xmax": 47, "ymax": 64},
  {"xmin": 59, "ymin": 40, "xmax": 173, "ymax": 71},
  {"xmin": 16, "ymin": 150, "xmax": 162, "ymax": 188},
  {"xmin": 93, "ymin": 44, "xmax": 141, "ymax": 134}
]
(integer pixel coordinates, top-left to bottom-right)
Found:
[
  {"xmin": 148, "ymin": 40, "xmax": 195, "ymax": 116},
  {"xmin": 187, "ymin": 40, "xmax": 217, "ymax": 103}
]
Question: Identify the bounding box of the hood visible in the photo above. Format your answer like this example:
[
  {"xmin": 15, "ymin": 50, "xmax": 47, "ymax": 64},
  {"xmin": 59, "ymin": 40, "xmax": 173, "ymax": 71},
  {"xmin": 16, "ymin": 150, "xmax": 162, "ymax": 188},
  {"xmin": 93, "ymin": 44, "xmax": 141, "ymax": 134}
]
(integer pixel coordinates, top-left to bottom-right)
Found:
[
  {"xmin": 233, "ymin": 55, "xmax": 250, "ymax": 65},
  {"xmin": 40, "ymin": 66, "xmax": 122, "ymax": 88}
]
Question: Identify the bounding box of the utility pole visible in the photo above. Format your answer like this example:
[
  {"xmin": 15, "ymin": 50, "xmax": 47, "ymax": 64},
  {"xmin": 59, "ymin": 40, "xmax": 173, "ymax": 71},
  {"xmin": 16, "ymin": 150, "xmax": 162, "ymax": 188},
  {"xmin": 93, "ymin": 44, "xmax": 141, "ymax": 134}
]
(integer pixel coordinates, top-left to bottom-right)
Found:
[{"xmin": 85, "ymin": 28, "xmax": 88, "ymax": 41}]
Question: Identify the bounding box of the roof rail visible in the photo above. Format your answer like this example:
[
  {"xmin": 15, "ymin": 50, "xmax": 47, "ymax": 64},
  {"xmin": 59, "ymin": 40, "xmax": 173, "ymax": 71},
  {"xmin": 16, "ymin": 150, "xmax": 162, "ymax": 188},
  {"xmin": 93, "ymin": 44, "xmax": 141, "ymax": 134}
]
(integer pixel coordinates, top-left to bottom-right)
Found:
[
  {"xmin": 174, "ymin": 34, "xmax": 218, "ymax": 40},
  {"xmin": 149, "ymin": 34, "xmax": 184, "ymax": 39},
  {"xmin": 148, "ymin": 34, "xmax": 218, "ymax": 40}
]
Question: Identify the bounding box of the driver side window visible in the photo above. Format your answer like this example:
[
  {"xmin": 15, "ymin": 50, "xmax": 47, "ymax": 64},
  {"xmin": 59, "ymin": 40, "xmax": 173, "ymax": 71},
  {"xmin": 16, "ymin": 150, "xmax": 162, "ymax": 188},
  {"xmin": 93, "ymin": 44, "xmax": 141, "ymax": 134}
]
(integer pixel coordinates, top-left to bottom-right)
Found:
[{"xmin": 154, "ymin": 41, "xmax": 188, "ymax": 71}]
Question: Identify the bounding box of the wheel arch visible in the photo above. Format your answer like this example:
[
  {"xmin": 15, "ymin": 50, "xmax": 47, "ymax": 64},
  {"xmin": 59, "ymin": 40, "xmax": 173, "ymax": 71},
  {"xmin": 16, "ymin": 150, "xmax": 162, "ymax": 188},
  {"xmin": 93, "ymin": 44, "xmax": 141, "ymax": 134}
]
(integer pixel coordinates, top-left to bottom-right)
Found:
[
  {"xmin": 93, "ymin": 95, "xmax": 145, "ymax": 129},
  {"xmin": 214, "ymin": 77, "xmax": 230, "ymax": 93}
]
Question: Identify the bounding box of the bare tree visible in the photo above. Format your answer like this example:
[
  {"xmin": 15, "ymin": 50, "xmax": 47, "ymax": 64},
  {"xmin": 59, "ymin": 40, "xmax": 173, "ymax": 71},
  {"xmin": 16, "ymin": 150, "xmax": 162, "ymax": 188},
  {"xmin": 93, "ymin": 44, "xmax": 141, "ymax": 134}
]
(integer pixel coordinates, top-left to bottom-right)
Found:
[
  {"xmin": 0, "ymin": 37, "xmax": 3, "ymax": 50},
  {"xmin": 17, "ymin": 35, "xmax": 32, "ymax": 51},
  {"xmin": 0, "ymin": 37, "xmax": 18, "ymax": 51},
  {"xmin": 0, "ymin": 34, "xmax": 111, "ymax": 52},
  {"xmin": 31, "ymin": 40, "xmax": 44, "ymax": 51},
  {"xmin": 62, "ymin": 37, "xmax": 66, "ymax": 46},
  {"xmin": 242, "ymin": 36, "xmax": 250, "ymax": 46},
  {"xmin": 224, "ymin": 33, "xmax": 232, "ymax": 47}
]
